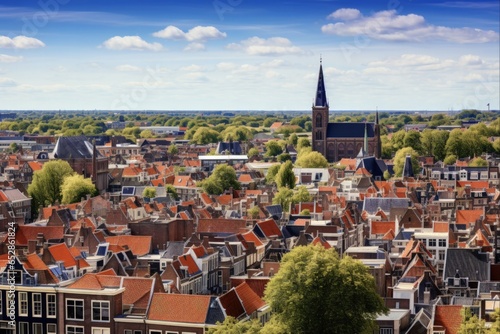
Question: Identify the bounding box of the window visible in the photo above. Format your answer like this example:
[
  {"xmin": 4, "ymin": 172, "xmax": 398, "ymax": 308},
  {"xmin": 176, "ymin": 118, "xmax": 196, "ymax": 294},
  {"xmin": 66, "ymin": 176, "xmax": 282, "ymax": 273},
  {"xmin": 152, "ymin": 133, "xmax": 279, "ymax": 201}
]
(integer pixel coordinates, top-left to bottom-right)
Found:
[
  {"xmin": 47, "ymin": 294, "xmax": 56, "ymax": 317},
  {"xmin": 66, "ymin": 299, "xmax": 84, "ymax": 320},
  {"xmin": 92, "ymin": 300, "xmax": 110, "ymax": 322},
  {"xmin": 439, "ymin": 239, "xmax": 446, "ymax": 247},
  {"xmin": 92, "ymin": 328, "xmax": 111, "ymax": 334},
  {"xmin": 166, "ymin": 332, "xmax": 179, "ymax": 334},
  {"xmin": 47, "ymin": 324, "xmax": 57, "ymax": 334},
  {"xmin": 439, "ymin": 250, "xmax": 446, "ymax": 261},
  {"xmin": 33, "ymin": 323, "xmax": 43, "ymax": 334},
  {"xmin": 428, "ymin": 239, "xmax": 436, "ymax": 247},
  {"xmin": 67, "ymin": 326, "xmax": 84, "ymax": 334},
  {"xmin": 33, "ymin": 293, "xmax": 42, "ymax": 317},
  {"xmin": 124, "ymin": 331, "xmax": 142, "ymax": 334},
  {"xmin": 19, "ymin": 292, "xmax": 28, "ymax": 316},
  {"xmin": 149, "ymin": 331, "xmax": 162, "ymax": 334},
  {"xmin": 19, "ymin": 322, "xmax": 29, "ymax": 334},
  {"xmin": 379, "ymin": 329, "xmax": 393, "ymax": 334}
]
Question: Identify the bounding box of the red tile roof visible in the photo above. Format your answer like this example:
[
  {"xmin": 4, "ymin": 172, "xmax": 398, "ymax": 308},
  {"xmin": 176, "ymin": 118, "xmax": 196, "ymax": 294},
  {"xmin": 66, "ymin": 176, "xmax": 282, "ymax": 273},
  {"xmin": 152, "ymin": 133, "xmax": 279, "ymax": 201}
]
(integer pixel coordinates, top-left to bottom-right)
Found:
[
  {"xmin": 178, "ymin": 254, "xmax": 201, "ymax": 275},
  {"xmin": 433, "ymin": 221, "xmax": 449, "ymax": 233},
  {"xmin": 434, "ymin": 305, "xmax": 463, "ymax": 334},
  {"xmin": 106, "ymin": 235, "xmax": 152, "ymax": 256},
  {"xmin": 240, "ymin": 231, "xmax": 264, "ymax": 248},
  {"xmin": 371, "ymin": 221, "xmax": 395, "ymax": 236},
  {"xmin": 15, "ymin": 225, "xmax": 64, "ymax": 246},
  {"xmin": 197, "ymin": 218, "xmax": 247, "ymax": 234},
  {"xmin": 219, "ymin": 289, "xmax": 246, "ymax": 318},
  {"xmin": 48, "ymin": 243, "xmax": 77, "ymax": 268},
  {"xmin": 234, "ymin": 282, "xmax": 266, "ymax": 314},
  {"xmin": 238, "ymin": 174, "xmax": 254, "ymax": 183},
  {"xmin": 456, "ymin": 210, "xmax": 483, "ymax": 227},
  {"xmin": 191, "ymin": 245, "xmax": 207, "ymax": 258},
  {"xmin": 67, "ymin": 272, "xmax": 121, "ymax": 290},
  {"xmin": 256, "ymin": 219, "xmax": 282, "ymax": 238},
  {"xmin": 148, "ymin": 294, "xmax": 211, "ymax": 323}
]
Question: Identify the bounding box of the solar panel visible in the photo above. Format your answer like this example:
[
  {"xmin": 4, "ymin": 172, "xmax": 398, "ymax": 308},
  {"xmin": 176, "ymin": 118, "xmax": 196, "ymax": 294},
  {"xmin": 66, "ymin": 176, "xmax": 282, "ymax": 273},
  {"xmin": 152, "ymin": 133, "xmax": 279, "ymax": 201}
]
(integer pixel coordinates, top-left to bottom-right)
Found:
[{"xmin": 122, "ymin": 186, "xmax": 135, "ymax": 195}]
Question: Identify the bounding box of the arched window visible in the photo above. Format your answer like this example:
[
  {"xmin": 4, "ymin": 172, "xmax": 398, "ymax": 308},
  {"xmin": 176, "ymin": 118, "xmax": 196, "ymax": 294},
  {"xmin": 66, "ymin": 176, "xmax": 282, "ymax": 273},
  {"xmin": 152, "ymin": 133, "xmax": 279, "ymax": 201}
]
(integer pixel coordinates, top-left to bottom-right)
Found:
[
  {"xmin": 347, "ymin": 143, "xmax": 354, "ymax": 156},
  {"xmin": 316, "ymin": 131, "xmax": 323, "ymax": 140},
  {"xmin": 316, "ymin": 113, "xmax": 322, "ymax": 128},
  {"xmin": 328, "ymin": 143, "xmax": 335, "ymax": 157},
  {"xmin": 338, "ymin": 143, "xmax": 345, "ymax": 156}
]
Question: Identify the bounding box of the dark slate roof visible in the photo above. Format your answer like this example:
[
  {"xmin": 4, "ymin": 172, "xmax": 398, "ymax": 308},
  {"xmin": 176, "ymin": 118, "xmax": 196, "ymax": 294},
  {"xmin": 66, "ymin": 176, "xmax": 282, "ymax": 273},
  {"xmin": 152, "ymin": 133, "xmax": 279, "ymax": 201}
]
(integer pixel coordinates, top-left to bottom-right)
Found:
[
  {"xmin": 357, "ymin": 156, "xmax": 386, "ymax": 178},
  {"xmin": 363, "ymin": 197, "xmax": 410, "ymax": 214},
  {"xmin": 265, "ymin": 204, "xmax": 283, "ymax": 221},
  {"xmin": 205, "ymin": 297, "xmax": 226, "ymax": 325},
  {"xmin": 326, "ymin": 122, "xmax": 375, "ymax": 138},
  {"xmin": 216, "ymin": 142, "xmax": 242, "ymax": 155},
  {"xmin": 162, "ymin": 242, "xmax": 185, "ymax": 259},
  {"xmin": 314, "ymin": 63, "xmax": 328, "ymax": 107},
  {"xmin": 403, "ymin": 155, "xmax": 414, "ymax": 178},
  {"xmin": 53, "ymin": 136, "xmax": 102, "ymax": 159},
  {"xmin": 443, "ymin": 248, "xmax": 490, "ymax": 281}
]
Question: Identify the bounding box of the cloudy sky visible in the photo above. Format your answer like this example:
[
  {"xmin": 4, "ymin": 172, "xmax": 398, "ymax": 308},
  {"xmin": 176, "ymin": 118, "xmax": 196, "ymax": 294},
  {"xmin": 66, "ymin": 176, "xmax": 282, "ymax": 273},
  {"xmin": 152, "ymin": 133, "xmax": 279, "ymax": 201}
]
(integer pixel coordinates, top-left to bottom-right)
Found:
[{"xmin": 0, "ymin": 0, "xmax": 498, "ymax": 111}]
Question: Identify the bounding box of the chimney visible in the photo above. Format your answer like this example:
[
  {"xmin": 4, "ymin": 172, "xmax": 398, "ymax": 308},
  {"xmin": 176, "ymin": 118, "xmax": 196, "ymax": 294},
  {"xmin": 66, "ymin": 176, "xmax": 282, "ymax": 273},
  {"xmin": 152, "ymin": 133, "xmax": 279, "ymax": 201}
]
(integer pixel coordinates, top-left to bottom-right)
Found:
[
  {"xmin": 36, "ymin": 233, "xmax": 44, "ymax": 246},
  {"xmin": 423, "ymin": 287, "xmax": 431, "ymax": 304},
  {"xmin": 28, "ymin": 240, "xmax": 37, "ymax": 255},
  {"xmin": 247, "ymin": 269, "xmax": 260, "ymax": 278}
]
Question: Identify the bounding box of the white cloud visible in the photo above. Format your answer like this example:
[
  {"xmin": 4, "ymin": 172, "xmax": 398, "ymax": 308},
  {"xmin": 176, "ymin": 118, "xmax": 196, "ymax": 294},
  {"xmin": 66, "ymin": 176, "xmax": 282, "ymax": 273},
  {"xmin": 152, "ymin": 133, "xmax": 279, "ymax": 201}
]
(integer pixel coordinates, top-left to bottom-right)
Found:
[
  {"xmin": 322, "ymin": 9, "xmax": 499, "ymax": 43},
  {"xmin": 0, "ymin": 54, "xmax": 23, "ymax": 62},
  {"xmin": 368, "ymin": 54, "xmax": 441, "ymax": 67},
  {"xmin": 327, "ymin": 8, "xmax": 361, "ymax": 21},
  {"xmin": 458, "ymin": 54, "xmax": 484, "ymax": 66},
  {"xmin": 227, "ymin": 37, "xmax": 304, "ymax": 56},
  {"xmin": 216, "ymin": 62, "xmax": 237, "ymax": 71},
  {"xmin": 116, "ymin": 64, "xmax": 142, "ymax": 72},
  {"xmin": 153, "ymin": 25, "xmax": 226, "ymax": 42},
  {"xmin": 101, "ymin": 36, "xmax": 162, "ymax": 51},
  {"xmin": 0, "ymin": 35, "xmax": 45, "ymax": 49},
  {"xmin": 184, "ymin": 42, "xmax": 205, "ymax": 52},
  {"xmin": 261, "ymin": 59, "xmax": 285, "ymax": 68},
  {"xmin": 0, "ymin": 77, "xmax": 16, "ymax": 87},
  {"xmin": 180, "ymin": 64, "xmax": 203, "ymax": 72}
]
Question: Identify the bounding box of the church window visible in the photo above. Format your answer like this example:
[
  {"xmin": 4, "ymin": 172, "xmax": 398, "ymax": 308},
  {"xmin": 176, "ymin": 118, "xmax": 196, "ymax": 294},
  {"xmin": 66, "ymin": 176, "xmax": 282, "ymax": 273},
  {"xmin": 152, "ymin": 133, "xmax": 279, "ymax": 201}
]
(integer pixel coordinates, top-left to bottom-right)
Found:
[
  {"xmin": 347, "ymin": 144, "xmax": 354, "ymax": 156},
  {"xmin": 316, "ymin": 114, "xmax": 322, "ymax": 128},
  {"xmin": 316, "ymin": 131, "xmax": 323, "ymax": 140},
  {"xmin": 338, "ymin": 143, "xmax": 345, "ymax": 156}
]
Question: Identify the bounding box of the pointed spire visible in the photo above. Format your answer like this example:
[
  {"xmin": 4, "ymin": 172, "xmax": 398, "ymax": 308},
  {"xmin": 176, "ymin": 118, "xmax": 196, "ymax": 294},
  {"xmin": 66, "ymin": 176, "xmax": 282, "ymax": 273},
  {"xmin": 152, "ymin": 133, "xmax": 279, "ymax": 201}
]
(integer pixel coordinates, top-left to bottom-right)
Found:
[
  {"xmin": 403, "ymin": 155, "xmax": 414, "ymax": 178},
  {"xmin": 314, "ymin": 58, "xmax": 328, "ymax": 108},
  {"xmin": 363, "ymin": 122, "xmax": 368, "ymax": 154}
]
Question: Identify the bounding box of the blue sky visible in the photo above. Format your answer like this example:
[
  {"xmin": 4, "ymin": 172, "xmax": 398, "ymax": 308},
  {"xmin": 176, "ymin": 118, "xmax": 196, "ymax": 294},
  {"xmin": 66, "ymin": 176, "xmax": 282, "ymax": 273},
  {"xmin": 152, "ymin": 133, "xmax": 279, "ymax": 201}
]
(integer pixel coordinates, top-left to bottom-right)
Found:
[{"xmin": 0, "ymin": 0, "xmax": 498, "ymax": 111}]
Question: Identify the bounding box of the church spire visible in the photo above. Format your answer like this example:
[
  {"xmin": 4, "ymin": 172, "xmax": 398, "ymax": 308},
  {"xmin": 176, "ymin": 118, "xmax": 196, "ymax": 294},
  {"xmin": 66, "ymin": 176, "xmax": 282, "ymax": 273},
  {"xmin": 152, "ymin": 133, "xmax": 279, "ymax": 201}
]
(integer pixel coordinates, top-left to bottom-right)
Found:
[{"xmin": 314, "ymin": 58, "xmax": 328, "ymax": 108}]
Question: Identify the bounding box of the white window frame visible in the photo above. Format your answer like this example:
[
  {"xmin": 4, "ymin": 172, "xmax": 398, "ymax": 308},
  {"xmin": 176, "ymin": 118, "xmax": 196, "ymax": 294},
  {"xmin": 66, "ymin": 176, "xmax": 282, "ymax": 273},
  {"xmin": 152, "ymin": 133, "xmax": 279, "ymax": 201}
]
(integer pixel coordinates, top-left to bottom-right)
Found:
[
  {"xmin": 47, "ymin": 293, "xmax": 56, "ymax": 318},
  {"xmin": 66, "ymin": 298, "xmax": 84, "ymax": 321},
  {"xmin": 19, "ymin": 322, "xmax": 29, "ymax": 334},
  {"xmin": 92, "ymin": 300, "xmax": 110, "ymax": 322},
  {"xmin": 66, "ymin": 325, "xmax": 85, "ymax": 334},
  {"xmin": 19, "ymin": 291, "xmax": 28, "ymax": 316},
  {"xmin": 92, "ymin": 328, "xmax": 111, "ymax": 334},
  {"xmin": 33, "ymin": 293, "xmax": 42, "ymax": 317},
  {"xmin": 47, "ymin": 323, "xmax": 57, "ymax": 334}
]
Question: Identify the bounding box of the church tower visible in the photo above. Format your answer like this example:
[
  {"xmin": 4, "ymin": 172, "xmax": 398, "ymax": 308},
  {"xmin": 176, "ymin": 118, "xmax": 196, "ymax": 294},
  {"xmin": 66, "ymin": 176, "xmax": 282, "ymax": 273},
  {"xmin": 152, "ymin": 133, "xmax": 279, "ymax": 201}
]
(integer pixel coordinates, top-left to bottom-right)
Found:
[{"xmin": 312, "ymin": 59, "xmax": 329, "ymax": 157}]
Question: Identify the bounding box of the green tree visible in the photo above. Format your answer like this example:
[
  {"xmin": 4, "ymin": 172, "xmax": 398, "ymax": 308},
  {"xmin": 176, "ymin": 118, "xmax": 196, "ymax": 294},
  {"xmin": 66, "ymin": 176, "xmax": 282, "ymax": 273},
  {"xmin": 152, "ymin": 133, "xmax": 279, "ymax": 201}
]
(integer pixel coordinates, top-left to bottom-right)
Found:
[
  {"xmin": 142, "ymin": 187, "xmax": 157, "ymax": 199},
  {"xmin": 208, "ymin": 316, "xmax": 261, "ymax": 334},
  {"xmin": 403, "ymin": 130, "xmax": 422, "ymax": 154},
  {"xmin": 288, "ymin": 133, "xmax": 298, "ymax": 146},
  {"xmin": 299, "ymin": 209, "xmax": 311, "ymax": 216},
  {"xmin": 490, "ymin": 308, "xmax": 500, "ymax": 333},
  {"xmin": 383, "ymin": 170, "xmax": 391, "ymax": 180},
  {"xmin": 264, "ymin": 245, "xmax": 387, "ymax": 334},
  {"xmin": 277, "ymin": 153, "xmax": 292, "ymax": 163},
  {"xmin": 275, "ymin": 161, "xmax": 296, "ymax": 189},
  {"xmin": 28, "ymin": 160, "xmax": 75, "ymax": 210},
  {"xmin": 191, "ymin": 127, "xmax": 221, "ymax": 145},
  {"xmin": 61, "ymin": 174, "xmax": 98, "ymax": 204},
  {"xmin": 446, "ymin": 129, "xmax": 464, "ymax": 157},
  {"xmin": 468, "ymin": 157, "xmax": 488, "ymax": 167},
  {"xmin": 293, "ymin": 186, "xmax": 312, "ymax": 204},
  {"xmin": 432, "ymin": 130, "xmax": 449, "ymax": 161},
  {"xmin": 165, "ymin": 184, "xmax": 179, "ymax": 200},
  {"xmin": 202, "ymin": 164, "xmax": 240, "ymax": 195},
  {"xmin": 296, "ymin": 137, "xmax": 311, "ymax": 152},
  {"xmin": 444, "ymin": 154, "xmax": 457, "ymax": 165},
  {"xmin": 266, "ymin": 164, "xmax": 281, "ymax": 185},
  {"xmin": 9, "ymin": 142, "xmax": 20, "ymax": 153},
  {"xmin": 265, "ymin": 140, "xmax": 284, "ymax": 157},
  {"xmin": 420, "ymin": 129, "xmax": 434, "ymax": 156},
  {"xmin": 247, "ymin": 206, "xmax": 260, "ymax": 219},
  {"xmin": 461, "ymin": 130, "xmax": 492, "ymax": 157},
  {"xmin": 393, "ymin": 147, "xmax": 420, "ymax": 177},
  {"xmin": 458, "ymin": 307, "xmax": 487, "ymax": 334},
  {"xmin": 247, "ymin": 148, "xmax": 259, "ymax": 159},
  {"xmin": 295, "ymin": 151, "xmax": 328, "ymax": 168},
  {"xmin": 493, "ymin": 138, "xmax": 500, "ymax": 153},
  {"xmin": 391, "ymin": 130, "xmax": 406, "ymax": 151},
  {"xmin": 272, "ymin": 187, "xmax": 294, "ymax": 212}
]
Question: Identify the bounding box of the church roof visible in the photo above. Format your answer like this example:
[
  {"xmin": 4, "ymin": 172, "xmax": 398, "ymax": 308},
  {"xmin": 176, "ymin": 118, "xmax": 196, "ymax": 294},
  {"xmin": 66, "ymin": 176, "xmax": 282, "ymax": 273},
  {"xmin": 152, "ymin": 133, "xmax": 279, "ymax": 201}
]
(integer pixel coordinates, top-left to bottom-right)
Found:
[
  {"xmin": 53, "ymin": 136, "xmax": 102, "ymax": 159},
  {"xmin": 314, "ymin": 63, "xmax": 328, "ymax": 108},
  {"xmin": 326, "ymin": 122, "xmax": 375, "ymax": 138}
]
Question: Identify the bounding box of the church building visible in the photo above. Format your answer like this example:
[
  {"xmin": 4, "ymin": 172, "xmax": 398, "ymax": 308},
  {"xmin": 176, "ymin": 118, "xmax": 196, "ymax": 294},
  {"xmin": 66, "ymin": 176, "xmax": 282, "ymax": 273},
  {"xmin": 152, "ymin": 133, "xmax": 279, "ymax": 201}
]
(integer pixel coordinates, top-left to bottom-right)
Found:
[{"xmin": 311, "ymin": 61, "xmax": 382, "ymax": 163}]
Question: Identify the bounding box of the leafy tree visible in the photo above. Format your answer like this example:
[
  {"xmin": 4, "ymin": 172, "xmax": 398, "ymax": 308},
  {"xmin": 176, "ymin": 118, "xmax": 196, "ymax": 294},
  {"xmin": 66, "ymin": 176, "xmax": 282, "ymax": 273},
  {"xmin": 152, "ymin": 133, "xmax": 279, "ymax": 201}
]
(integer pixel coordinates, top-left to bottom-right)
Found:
[
  {"xmin": 208, "ymin": 316, "xmax": 261, "ymax": 334},
  {"xmin": 288, "ymin": 133, "xmax": 298, "ymax": 146},
  {"xmin": 293, "ymin": 186, "xmax": 312, "ymax": 204},
  {"xmin": 403, "ymin": 130, "xmax": 423, "ymax": 154},
  {"xmin": 275, "ymin": 161, "xmax": 296, "ymax": 189},
  {"xmin": 247, "ymin": 147, "xmax": 260, "ymax": 159},
  {"xmin": 28, "ymin": 160, "xmax": 75, "ymax": 210},
  {"xmin": 490, "ymin": 308, "xmax": 500, "ymax": 333},
  {"xmin": 393, "ymin": 147, "xmax": 420, "ymax": 177},
  {"xmin": 383, "ymin": 170, "xmax": 391, "ymax": 180},
  {"xmin": 265, "ymin": 140, "xmax": 284, "ymax": 157},
  {"xmin": 299, "ymin": 209, "xmax": 310, "ymax": 216},
  {"xmin": 296, "ymin": 137, "xmax": 311, "ymax": 152},
  {"xmin": 468, "ymin": 157, "xmax": 488, "ymax": 167},
  {"xmin": 265, "ymin": 164, "xmax": 281, "ymax": 185},
  {"xmin": 272, "ymin": 187, "xmax": 294, "ymax": 212},
  {"xmin": 493, "ymin": 138, "xmax": 500, "ymax": 153},
  {"xmin": 140, "ymin": 129, "xmax": 154, "ymax": 138},
  {"xmin": 165, "ymin": 184, "xmax": 179, "ymax": 200},
  {"xmin": 61, "ymin": 174, "xmax": 97, "ymax": 204},
  {"xmin": 458, "ymin": 307, "xmax": 487, "ymax": 334},
  {"xmin": 446, "ymin": 129, "xmax": 464, "ymax": 157},
  {"xmin": 263, "ymin": 245, "xmax": 387, "ymax": 334},
  {"xmin": 432, "ymin": 130, "xmax": 449, "ymax": 161},
  {"xmin": 295, "ymin": 151, "xmax": 328, "ymax": 168},
  {"xmin": 391, "ymin": 130, "xmax": 406, "ymax": 151},
  {"xmin": 247, "ymin": 206, "xmax": 260, "ymax": 219},
  {"xmin": 9, "ymin": 142, "xmax": 20, "ymax": 153},
  {"xmin": 277, "ymin": 153, "xmax": 292, "ymax": 163},
  {"xmin": 202, "ymin": 164, "xmax": 240, "ymax": 195},
  {"xmin": 420, "ymin": 129, "xmax": 434, "ymax": 156},
  {"xmin": 381, "ymin": 135, "xmax": 393, "ymax": 158},
  {"xmin": 461, "ymin": 130, "xmax": 492, "ymax": 157},
  {"xmin": 142, "ymin": 187, "xmax": 157, "ymax": 199},
  {"xmin": 191, "ymin": 127, "xmax": 221, "ymax": 145},
  {"xmin": 222, "ymin": 125, "xmax": 253, "ymax": 142},
  {"xmin": 444, "ymin": 154, "xmax": 457, "ymax": 165}
]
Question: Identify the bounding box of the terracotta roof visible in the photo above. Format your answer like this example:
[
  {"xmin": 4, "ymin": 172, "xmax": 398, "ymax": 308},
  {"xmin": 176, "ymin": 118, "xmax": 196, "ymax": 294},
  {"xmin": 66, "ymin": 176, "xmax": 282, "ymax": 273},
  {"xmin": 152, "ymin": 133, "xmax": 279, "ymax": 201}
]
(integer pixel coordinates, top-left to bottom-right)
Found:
[
  {"xmin": 457, "ymin": 181, "xmax": 489, "ymax": 189},
  {"xmin": 48, "ymin": 243, "xmax": 77, "ymax": 268},
  {"xmin": 216, "ymin": 194, "xmax": 234, "ymax": 206},
  {"xmin": 371, "ymin": 221, "xmax": 395, "ymax": 236},
  {"xmin": 178, "ymin": 254, "xmax": 201, "ymax": 275},
  {"xmin": 24, "ymin": 253, "xmax": 50, "ymax": 271},
  {"xmin": 15, "ymin": 225, "xmax": 65, "ymax": 246},
  {"xmin": 293, "ymin": 218, "xmax": 310, "ymax": 226},
  {"xmin": 219, "ymin": 289, "xmax": 245, "ymax": 318},
  {"xmin": 456, "ymin": 209, "xmax": 483, "ymax": 227},
  {"xmin": 151, "ymin": 178, "xmax": 164, "ymax": 187},
  {"xmin": 434, "ymin": 305, "xmax": 463, "ymax": 334},
  {"xmin": 106, "ymin": 235, "xmax": 152, "ymax": 256},
  {"xmin": 174, "ymin": 175, "xmax": 195, "ymax": 188},
  {"xmin": 382, "ymin": 229, "xmax": 395, "ymax": 240},
  {"xmin": 269, "ymin": 122, "xmax": 283, "ymax": 129},
  {"xmin": 256, "ymin": 219, "xmax": 282, "ymax": 238},
  {"xmin": 230, "ymin": 278, "xmax": 269, "ymax": 298},
  {"xmin": 67, "ymin": 272, "xmax": 121, "ymax": 290},
  {"xmin": 197, "ymin": 218, "xmax": 247, "ymax": 234},
  {"xmin": 433, "ymin": 221, "xmax": 449, "ymax": 233},
  {"xmin": 200, "ymin": 192, "xmax": 214, "ymax": 205},
  {"xmin": 245, "ymin": 190, "xmax": 262, "ymax": 197},
  {"xmin": 121, "ymin": 277, "xmax": 154, "ymax": 308},
  {"xmin": 148, "ymin": 293, "xmax": 211, "ymax": 323},
  {"xmin": 234, "ymin": 282, "xmax": 266, "ymax": 314},
  {"xmin": 28, "ymin": 161, "xmax": 43, "ymax": 171},
  {"xmin": 191, "ymin": 245, "xmax": 208, "ymax": 258},
  {"xmin": 240, "ymin": 231, "xmax": 264, "ymax": 248},
  {"xmin": 238, "ymin": 174, "xmax": 254, "ymax": 183},
  {"xmin": 355, "ymin": 167, "xmax": 372, "ymax": 176}
]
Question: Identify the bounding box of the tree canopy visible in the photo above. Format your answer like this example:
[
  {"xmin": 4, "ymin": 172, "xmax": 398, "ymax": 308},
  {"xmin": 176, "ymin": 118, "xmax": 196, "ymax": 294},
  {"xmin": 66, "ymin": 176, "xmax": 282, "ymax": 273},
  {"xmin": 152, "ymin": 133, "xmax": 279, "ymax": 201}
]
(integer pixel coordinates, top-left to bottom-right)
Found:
[
  {"xmin": 275, "ymin": 161, "xmax": 296, "ymax": 189},
  {"xmin": 61, "ymin": 174, "xmax": 97, "ymax": 204},
  {"xmin": 201, "ymin": 164, "xmax": 240, "ymax": 195},
  {"xmin": 263, "ymin": 245, "xmax": 387, "ymax": 334},
  {"xmin": 295, "ymin": 151, "xmax": 328, "ymax": 168},
  {"xmin": 393, "ymin": 147, "xmax": 420, "ymax": 177}
]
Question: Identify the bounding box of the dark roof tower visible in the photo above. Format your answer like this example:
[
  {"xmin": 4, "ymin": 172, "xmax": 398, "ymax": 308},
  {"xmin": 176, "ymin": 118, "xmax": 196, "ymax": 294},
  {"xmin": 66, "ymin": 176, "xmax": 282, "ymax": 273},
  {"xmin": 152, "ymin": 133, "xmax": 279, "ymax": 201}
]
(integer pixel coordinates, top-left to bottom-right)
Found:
[
  {"xmin": 314, "ymin": 58, "xmax": 328, "ymax": 108},
  {"xmin": 403, "ymin": 155, "xmax": 414, "ymax": 178}
]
